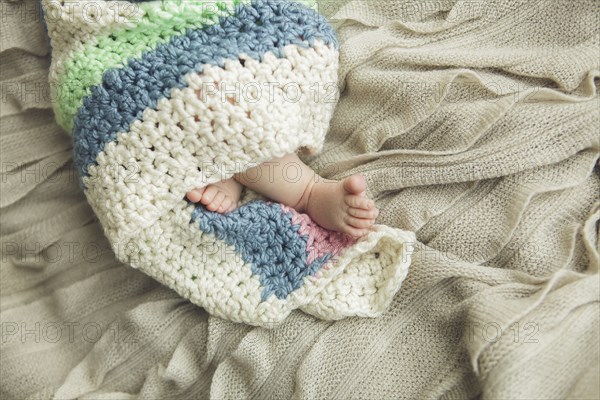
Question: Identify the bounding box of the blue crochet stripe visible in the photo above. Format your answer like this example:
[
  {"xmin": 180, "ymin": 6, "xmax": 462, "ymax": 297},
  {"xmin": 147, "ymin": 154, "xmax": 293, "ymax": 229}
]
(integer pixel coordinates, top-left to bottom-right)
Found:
[
  {"xmin": 191, "ymin": 200, "xmax": 332, "ymax": 301},
  {"xmin": 73, "ymin": 0, "xmax": 337, "ymax": 179}
]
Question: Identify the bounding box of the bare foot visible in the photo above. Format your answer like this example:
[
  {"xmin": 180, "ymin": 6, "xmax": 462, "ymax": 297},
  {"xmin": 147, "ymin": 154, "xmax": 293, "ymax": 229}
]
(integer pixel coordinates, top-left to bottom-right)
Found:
[
  {"xmin": 296, "ymin": 174, "xmax": 379, "ymax": 238},
  {"xmin": 186, "ymin": 178, "xmax": 243, "ymax": 213}
]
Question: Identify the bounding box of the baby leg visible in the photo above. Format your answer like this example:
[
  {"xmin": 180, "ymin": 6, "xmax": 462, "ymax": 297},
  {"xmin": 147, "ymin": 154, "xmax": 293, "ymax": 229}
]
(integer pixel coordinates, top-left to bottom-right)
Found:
[{"xmin": 234, "ymin": 153, "xmax": 379, "ymax": 238}]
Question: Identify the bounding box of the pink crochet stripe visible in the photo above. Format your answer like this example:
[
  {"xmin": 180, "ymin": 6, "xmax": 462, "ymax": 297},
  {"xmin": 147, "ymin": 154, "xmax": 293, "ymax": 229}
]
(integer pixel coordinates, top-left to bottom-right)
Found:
[{"xmin": 280, "ymin": 204, "xmax": 356, "ymax": 265}]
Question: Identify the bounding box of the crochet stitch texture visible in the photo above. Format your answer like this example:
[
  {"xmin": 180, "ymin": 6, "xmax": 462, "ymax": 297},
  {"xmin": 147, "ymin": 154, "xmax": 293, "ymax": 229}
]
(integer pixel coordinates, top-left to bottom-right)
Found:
[{"xmin": 41, "ymin": 0, "xmax": 416, "ymax": 327}]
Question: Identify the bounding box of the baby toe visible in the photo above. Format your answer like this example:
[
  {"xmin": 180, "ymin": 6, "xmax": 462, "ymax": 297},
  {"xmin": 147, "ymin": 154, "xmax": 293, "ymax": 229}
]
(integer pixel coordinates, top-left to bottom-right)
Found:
[
  {"xmin": 201, "ymin": 185, "xmax": 219, "ymax": 204},
  {"xmin": 345, "ymin": 194, "xmax": 375, "ymax": 210},
  {"xmin": 218, "ymin": 198, "xmax": 233, "ymax": 213},
  {"xmin": 186, "ymin": 188, "xmax": 205, "ymax": 203},
  {"xmin": 348, "ymin": 207, "xmax": 379, "ymax": 220},
  {"xmin": 342, "ymin": 175, "xmax": 367, "ymax": 196},
  {"xmin": 207, "ymin": 192, "xmax": 226, "ymax": 211},
  {"xmin": 345, "ymin": 216, "xmax": 375, "ymax": 229}
]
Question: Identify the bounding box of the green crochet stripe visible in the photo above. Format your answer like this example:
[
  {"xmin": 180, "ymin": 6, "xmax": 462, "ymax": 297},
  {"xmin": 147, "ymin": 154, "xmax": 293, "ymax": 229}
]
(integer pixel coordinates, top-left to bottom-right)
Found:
[
  {"xmin": 292, "ymin": 0, "xmax": 318, "ymax": 10},
  {"xmin": 55, "ymin": 0, "xmax": 249, "ymax": 134}
]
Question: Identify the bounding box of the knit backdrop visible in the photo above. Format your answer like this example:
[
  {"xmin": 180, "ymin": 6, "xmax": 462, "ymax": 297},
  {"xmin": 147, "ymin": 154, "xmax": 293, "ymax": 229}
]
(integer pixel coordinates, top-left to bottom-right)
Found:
[
  {"xmin": 34, "ymin": 0, "xmax": 416, "ymax": 327},
  {"xmin": 1, "ymin": 0, "xmax": 598, "ymax": 399}
]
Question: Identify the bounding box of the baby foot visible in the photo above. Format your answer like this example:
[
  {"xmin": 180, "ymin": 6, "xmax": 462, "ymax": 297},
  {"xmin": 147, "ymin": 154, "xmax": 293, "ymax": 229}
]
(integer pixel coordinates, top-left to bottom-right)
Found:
[
  {"xmin": 299, "ymin": 174, "xmax": 379, "ymax": 238},
  {"xmin": 186, "ymin": 178, "xmax": 242, "ymax": 213}
]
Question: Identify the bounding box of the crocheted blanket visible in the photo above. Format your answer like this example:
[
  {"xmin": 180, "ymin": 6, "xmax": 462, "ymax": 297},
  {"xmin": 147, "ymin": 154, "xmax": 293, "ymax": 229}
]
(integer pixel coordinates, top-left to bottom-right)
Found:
[{"xmin": 40, "ymin": 0, "xmax": 415, "ymax": 326}]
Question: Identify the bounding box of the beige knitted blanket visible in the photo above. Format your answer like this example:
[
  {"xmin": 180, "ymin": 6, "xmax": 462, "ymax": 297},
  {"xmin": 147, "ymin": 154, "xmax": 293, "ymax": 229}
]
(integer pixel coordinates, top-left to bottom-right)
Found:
[{"xmin": 1, "ymin": 0, "xmax": 598, "ymax": 398}]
